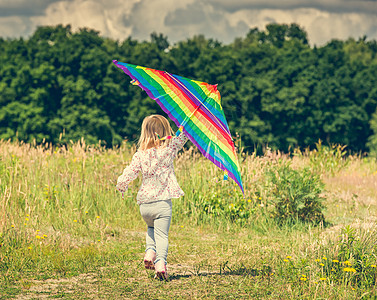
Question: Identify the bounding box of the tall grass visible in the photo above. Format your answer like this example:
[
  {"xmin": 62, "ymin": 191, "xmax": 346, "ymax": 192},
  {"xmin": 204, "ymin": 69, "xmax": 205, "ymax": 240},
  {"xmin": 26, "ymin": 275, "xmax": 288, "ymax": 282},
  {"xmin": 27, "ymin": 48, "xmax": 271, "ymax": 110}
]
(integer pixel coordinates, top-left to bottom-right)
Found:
[
  {"xmin": 1, "ymin": 139, "xmax": 377, "ymax": 298},
  {"xmin": 0, "ymin": 138, "xmax": 354, "ymax": 232},
  {"xmin": 1, "ymin": 139, "xmax": 142, "ymax": 229}
]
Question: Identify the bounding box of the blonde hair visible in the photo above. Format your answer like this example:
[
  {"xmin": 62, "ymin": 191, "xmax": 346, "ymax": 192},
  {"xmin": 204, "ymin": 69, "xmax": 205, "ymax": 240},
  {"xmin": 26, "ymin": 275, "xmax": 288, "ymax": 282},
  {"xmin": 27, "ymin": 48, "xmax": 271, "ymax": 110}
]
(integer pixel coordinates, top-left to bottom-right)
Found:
[{"xmin": 138, "ymin": 115, "xmax": 174, "ymax": 150}]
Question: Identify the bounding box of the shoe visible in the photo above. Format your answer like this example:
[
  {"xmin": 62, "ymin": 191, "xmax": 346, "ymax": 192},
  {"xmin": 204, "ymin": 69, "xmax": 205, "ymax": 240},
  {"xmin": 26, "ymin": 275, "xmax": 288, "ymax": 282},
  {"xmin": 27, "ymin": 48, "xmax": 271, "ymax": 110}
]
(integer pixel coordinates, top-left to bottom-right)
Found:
[
  {"xmin": 144, "ymin": 250, "xmax": 156, "ymax": 270},
  {"xmin": 155, "ymin": 260, "xmax": 168, "ymax": 281}
]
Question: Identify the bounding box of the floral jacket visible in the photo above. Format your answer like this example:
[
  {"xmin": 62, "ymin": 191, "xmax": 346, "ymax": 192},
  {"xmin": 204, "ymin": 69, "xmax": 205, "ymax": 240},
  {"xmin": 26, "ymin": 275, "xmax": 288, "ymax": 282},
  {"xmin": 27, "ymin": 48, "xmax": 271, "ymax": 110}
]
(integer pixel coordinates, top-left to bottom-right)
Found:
[{"xmin": 116, "ymin": 133, "xmax": 188, "ymax": 204}]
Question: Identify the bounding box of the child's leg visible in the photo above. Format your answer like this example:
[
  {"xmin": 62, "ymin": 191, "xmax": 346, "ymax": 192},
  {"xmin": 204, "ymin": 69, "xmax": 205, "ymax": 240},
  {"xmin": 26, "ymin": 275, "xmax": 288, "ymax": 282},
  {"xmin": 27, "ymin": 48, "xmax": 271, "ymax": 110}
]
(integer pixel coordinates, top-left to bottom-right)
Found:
[
  {"xmin": 139, "ymin": 204, "xmax": 156, "ymax": 259},
  {"xmin": 144, "ymin": 228, "xmax": 156, "ymax": 270},
  {"xmin": 154, "ymin": 200, "xmax": 172, "ymax": 265},
  {"xmin": 145, "ymin": 226, "xmax": 156, "ymax": 253}
]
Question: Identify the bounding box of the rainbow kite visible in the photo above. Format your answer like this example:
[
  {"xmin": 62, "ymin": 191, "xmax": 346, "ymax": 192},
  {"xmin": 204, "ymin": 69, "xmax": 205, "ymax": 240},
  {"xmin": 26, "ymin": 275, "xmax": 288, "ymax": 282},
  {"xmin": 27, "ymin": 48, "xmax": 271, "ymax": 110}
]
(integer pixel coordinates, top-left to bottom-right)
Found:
[{"xmin": 113, "ymin": 60, "xmax": 244, "ymax": 194}]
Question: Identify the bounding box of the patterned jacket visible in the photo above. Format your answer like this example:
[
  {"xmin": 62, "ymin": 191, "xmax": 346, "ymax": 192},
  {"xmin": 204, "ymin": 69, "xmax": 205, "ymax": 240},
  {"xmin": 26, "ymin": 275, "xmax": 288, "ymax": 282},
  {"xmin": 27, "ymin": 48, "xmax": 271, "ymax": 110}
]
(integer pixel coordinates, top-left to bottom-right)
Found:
[{"xmin": 116, "ymin": 133, "xmax": 188, "ymax": 204}]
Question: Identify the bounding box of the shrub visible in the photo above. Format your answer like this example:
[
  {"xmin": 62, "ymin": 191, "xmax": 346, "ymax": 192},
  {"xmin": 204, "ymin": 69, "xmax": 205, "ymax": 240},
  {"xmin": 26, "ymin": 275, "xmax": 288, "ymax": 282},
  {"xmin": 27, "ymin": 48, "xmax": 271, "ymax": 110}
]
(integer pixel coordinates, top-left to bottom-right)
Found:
[
  {"xmin": 265, "ymin": 160, "xmax": 326, "ymax": 225},
  {"xmin": 196, "ymin": 189, "xmax": 254, "ymax": 225}
]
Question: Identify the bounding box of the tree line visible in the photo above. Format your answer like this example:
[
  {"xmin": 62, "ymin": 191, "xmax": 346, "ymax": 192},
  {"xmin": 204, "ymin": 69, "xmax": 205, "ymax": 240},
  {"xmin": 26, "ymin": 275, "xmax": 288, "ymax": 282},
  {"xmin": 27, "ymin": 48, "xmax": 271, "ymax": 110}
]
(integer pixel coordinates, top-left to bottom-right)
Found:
[{"xmin": 1, "ymin": 24, "xmax": 377, "ymax": 153}]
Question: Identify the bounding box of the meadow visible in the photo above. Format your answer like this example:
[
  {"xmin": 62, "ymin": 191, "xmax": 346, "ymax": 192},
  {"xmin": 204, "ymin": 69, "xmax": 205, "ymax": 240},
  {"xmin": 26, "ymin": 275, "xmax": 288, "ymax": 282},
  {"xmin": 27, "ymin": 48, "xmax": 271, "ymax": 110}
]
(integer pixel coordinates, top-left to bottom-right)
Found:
[{"xmin": 1, "ymin": 138, "xmax": 377, "ymax": 299}]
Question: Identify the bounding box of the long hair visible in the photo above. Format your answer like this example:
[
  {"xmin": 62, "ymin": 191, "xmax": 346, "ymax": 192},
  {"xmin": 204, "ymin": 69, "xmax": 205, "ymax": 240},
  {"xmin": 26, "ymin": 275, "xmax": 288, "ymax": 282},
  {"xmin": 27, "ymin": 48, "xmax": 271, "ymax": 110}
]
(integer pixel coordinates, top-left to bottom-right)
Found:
[{"xmin": 138, "ymin": 115, "xmax": 174, "ymax": 150}]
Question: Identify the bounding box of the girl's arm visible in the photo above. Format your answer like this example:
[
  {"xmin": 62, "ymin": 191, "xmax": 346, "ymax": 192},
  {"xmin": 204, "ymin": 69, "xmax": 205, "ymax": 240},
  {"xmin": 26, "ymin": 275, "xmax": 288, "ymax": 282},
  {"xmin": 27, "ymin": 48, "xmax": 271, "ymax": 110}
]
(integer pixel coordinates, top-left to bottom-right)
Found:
[
  {"xmin": 116, "ymin": 153, "xmax": 141, "ymax": 193},
  {"xmin": 169, "ymin": 132, "xmax": 188, "ymax": 155}
]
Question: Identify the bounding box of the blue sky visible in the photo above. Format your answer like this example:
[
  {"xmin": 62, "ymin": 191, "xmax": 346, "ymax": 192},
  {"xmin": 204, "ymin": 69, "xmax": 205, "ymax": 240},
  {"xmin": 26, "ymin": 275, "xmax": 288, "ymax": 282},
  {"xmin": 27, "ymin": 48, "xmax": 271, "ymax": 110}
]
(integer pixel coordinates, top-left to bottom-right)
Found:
[{"xmin": 0, "ymin": 0, "xmax": 376, "ymax": 45}]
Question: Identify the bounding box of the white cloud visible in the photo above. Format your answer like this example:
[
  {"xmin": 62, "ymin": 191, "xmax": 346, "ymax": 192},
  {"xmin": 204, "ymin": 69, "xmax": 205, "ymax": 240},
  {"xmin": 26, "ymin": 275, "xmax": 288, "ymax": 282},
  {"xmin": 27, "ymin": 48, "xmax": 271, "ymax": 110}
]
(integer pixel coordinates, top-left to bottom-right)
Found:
[
  {"xmin": 228, "ymin": 8, "xmax": 377, "ymax": 45},
  {"xmin": 164, "ymin": 1, "xmax": 249, "ymax": 43},
  {"xmin": 0, "ymin": 16, "xmax": 32, "ymax": 37},
  {"xmin": 30, "ymin": 0, "xmax": 136, "ymax": 40},
  {"xmin": 30, "ymin": 0, "xmax": 196, "ymax": 41},
  {"xmin": 0, "ymin": 0, "xmax": 376, "ymax": 45},
  {"xmin": 119, "ymin": 0, "xmax": 196, "ymax": 40}
]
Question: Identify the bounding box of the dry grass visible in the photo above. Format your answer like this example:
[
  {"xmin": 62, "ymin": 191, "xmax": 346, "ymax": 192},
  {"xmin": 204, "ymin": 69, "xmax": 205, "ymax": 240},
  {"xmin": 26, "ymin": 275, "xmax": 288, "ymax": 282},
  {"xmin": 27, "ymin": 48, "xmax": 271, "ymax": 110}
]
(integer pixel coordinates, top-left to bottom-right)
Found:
[{"xmin": 1, "ymin": 140, "xmax": 377, "ymax": 299}]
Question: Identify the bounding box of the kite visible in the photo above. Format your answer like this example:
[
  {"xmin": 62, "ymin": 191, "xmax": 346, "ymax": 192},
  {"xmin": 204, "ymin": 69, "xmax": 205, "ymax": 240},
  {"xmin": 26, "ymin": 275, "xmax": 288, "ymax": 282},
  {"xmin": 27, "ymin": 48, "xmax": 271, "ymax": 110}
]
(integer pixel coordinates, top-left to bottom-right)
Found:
[{"xmin": 113, "ymin": 60, "xmax": 244, "ymax": 195}]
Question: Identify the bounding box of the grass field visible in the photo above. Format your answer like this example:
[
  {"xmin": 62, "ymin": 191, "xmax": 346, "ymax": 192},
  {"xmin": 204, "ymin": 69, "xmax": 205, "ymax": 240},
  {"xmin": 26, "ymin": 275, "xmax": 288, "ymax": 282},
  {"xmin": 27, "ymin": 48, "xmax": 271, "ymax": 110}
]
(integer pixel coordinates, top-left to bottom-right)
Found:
[{"xmin": 1, "ymin": 139, "xmax": 377, "ymax": 299}]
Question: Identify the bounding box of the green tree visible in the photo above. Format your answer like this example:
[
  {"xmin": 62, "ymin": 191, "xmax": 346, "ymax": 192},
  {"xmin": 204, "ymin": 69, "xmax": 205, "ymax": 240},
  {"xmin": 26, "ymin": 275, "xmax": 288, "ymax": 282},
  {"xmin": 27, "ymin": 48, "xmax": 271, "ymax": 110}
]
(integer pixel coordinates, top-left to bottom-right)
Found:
[
  {"xmin": 367, "ymin": 109, "xmax": 377, "ymax": 154},
  {"xmin": 1, "ymin": 24, "xmax": 377, "ymax": 152}
]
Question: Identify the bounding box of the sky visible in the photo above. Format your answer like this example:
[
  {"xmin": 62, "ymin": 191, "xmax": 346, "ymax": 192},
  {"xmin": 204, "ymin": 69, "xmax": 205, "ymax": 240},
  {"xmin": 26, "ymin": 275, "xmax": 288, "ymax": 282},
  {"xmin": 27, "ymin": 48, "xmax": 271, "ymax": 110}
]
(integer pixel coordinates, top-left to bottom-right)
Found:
[{"xmin": 0, "ymin": 0, "xmax": 376, "ymax": 46}]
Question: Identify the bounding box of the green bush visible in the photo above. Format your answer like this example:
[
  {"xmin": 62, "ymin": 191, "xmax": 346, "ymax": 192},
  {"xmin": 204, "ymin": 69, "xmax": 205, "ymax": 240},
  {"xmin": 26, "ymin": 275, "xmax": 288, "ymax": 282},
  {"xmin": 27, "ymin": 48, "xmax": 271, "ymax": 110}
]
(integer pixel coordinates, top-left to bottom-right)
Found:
[
  {"xmin": 196, "ymin": 189, "xmax": 254, "ymax": 224},
  {"xmin": 265, "ymin": 160, "xmax": 326, "ymax": 225}
]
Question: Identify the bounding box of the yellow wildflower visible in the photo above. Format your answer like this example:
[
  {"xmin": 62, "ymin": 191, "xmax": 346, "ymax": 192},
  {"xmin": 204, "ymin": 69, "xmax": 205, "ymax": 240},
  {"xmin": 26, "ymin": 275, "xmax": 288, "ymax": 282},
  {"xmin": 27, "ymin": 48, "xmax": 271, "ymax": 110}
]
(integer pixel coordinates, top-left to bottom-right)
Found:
[
  {"xmin": 319, "ymin": 277, "xmax": 326, "ymax": 281},
  {"xmin": 371, "ymin": 265, "xmax": 376, "ymax": 268},
  {"xmin": 286, "ymin": 256, "xmax": 292, "ymax": 259},
  {"xmin": 315, "ymin": 259, "xmax": 321, "ymax": 262},
  {"xmin": 96, "ymin": 216, "xmax": 100, "ymax": 219},
  {"xmin": 332, "ymin": 259, "xmax": 339, "ymax": 263},
  {"xmin": 343, "ymin": 267, "xmax": 356, "ymax": 273},
  {"xmin": 344, "ymin": 261, "xmax": 352, "ymax": 266},
  {"xmin": 283, "ymin": 259, "xmax": 289, "ymax": 262},
  {"xmin": 300, "ymin": 277, "xmax": 307, "ymax": 281},
  {"xmin": 320, "ymin": 263, "xmax": 325, "ymax": 266},
  {"xmin": 74, "ymin": 220, "xmax": 77, "ymax": 223},
  {"xmin": 322, "ymin": 256, "xmax": 327, "ymax": 260},
  {"xmin": 36, "ymin": 235, "xmax": 41, "ymax": 239}
]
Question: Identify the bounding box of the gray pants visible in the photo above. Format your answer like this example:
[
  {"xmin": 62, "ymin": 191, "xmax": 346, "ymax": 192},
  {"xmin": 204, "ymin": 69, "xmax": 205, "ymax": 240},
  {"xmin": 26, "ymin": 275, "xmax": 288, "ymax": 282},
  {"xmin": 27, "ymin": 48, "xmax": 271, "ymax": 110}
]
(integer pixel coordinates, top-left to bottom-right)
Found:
[{"xmin": 139, "ymin": 200, "xmax": 172, "ymax": 264}]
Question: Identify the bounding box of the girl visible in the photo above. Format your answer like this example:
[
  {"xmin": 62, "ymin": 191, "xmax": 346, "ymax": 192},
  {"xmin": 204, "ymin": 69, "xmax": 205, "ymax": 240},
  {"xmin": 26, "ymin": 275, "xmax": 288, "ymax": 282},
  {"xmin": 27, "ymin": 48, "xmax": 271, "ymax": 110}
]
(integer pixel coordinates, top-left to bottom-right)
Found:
[{"xmin": 116, "ymin": 115, "xmax": 188, "ymax": 280}]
